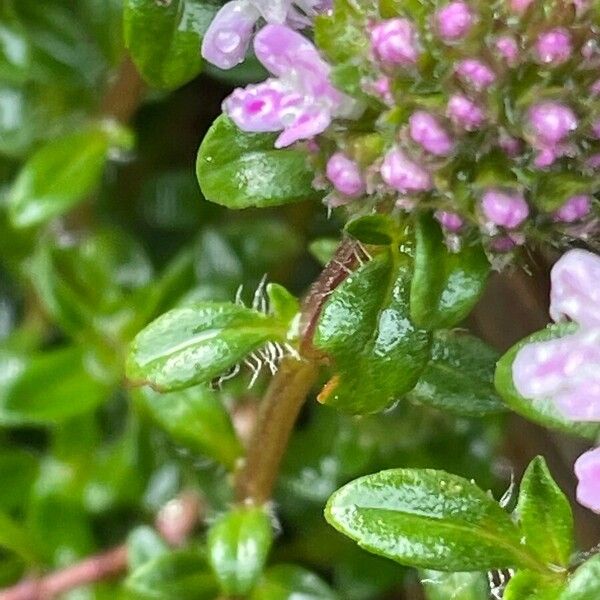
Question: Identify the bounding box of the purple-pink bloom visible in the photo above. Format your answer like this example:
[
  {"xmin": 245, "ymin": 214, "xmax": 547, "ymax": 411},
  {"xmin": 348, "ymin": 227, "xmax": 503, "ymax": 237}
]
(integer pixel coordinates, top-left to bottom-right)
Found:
[
  {"xmin": 535, "ymin": 28, "xmax": 573, "ymax": 65},
  {"xmin": 223, "ymin": 25, "xmax": 358, "ymax": 148},
  {"xmin": 575, "ymin": 447, "xmax": 600, "ymax": 514},
  {"xmin": 381, "ymin": 147, "xmax": 432, "ymax": 194},
  {"xmin": 481, "ymin": 189, "xmax": 529, "ymax": 229},
  {"xmin": 509, "ymin": 0, "xmax": 534, "ymax": 11},
  {"xmin": 409, "ymin": 111, "xmax": 454, "ymax": 156},
  {"xmin": 553, "ymin": 195, "xmax": 592, "ymax": 223},
  {"xmin": 435, "ymin": 210, "xmax": 463, "ymax": 232},
  {"xmin": 455, "ymin": 59, "xmax": 496, "ymax": 90},
  {"xmin": 202, "ymin": 0, "xmax": 330, "ymax": 69},
  {"xmin": 370, "ymin": 18, "xmax": 420, "ymax": 66},
  {"xmin": 528, "ymin": 102, "xmax": 578, "ymax": 146},
  {"xmin": 447, "ymin": 94, "xmax": 485, "ymax": 130},
  {"xmin": 495, "ymin": 36, "xmax": 519, "ymax": 65},
  {"xmin": 326, "ymin": 153, "xmax": 365, "ymax": 197},
  {"xmin": 435, "ymin": 2, "xmax": 474, "ymax": 41}
]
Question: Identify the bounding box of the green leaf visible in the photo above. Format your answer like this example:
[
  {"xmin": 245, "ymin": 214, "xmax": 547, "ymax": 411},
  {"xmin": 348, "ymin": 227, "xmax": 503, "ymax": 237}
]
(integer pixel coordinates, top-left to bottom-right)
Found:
[
  {"xmin": 0, "ymin": 1, "xmax": 31, "ymax": 84},
  {"xmin": 325, "ymin": 468, "xmax": 545, "ymax": 572},
  {"xmin": 124, "ymin": 0, "xmax": 216, "ymax": 89},
  {"xmin": 0, "ymin": 510, "xmax": 37, "ymax": 565},
  {"xmin": 407, "ymin": 330, "xmax": 506, "ymax": 417},
  {"xmin": 127, "ymin": 526, "xmax": 169, "ymax": 571},
  {"xmin": 344, "ymin": 214, "xmax": 400, "ymax": 246},
  {"xmin": 516, "ymin": 456, "xmax": 573, "ymax": 568},
  {"xmin": 207, "ymin": 506, "xmax": 273, "ymax": 596},
  {"xmin": 125, "ymin": 551, "xmax": 218, "ymax": 599},
  {"xmin": 495, "ymin": 323, "xmax": 600, "ymax": 440},
  {"xmin": 7, "ymin": 125, "xmax": 119, "ymax": 228},
  {"xmin": 534, "ymin": 171, "xmax": 596, "ymax": 212},
  {"xmin": 0, "ymin": 450, "xmax": 38, "ymax": 513},
  {"xmin": 251, "ymin": 564, "xmax": 339, "ymax": 600},
  {"xmin": 137, "ymin": 385, "xmax": 243, "ymax": 469},
  {"xmin": 410, "ymin": 214, "xmax": 489, "ymax": 329},
  {"xmin": 504, "ymin": 571, "xmax": 565, "ymax": 600},
  {"xmin": 309, "ymin": 238, "xmax": 339, "ymax": 266},
  {"xmin": 314, "ymin": 251, "xmax": 431, "ymax": 414},
  {"xmin": 422, "ymin": 570, "xmax": 490, "ymax": 600},
  {"xmin": 560, "ymin": 554, "xmax": 600, "ymax": 600},
  {"xmin": 0, "ymin": 347, "xmax": 111, "ymax": 425},
  {"xmin": 127, "ymin": 301, "xmax": 288, "ymax": 391},
  {"xmin": 197, "ymin": 115, "xmax": 320, "ymax": 209},
  {"xmin": 266, "ymin": 284, "xmax": 299, "ymax": 324}
]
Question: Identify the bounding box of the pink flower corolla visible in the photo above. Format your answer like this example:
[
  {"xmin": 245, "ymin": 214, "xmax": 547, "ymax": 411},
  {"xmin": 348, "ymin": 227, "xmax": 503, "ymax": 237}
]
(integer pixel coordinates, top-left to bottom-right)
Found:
[
  {"xmin": 509, "ymin": 0, "xmax": 534, "ymax": 11},
  {"xmin": 326, "ymin": 153, "xmax": 365, "ymax": 197},
  {"xmin": 527, "ymin": 102, "xmax": 578, "ymax": 167},
  {"xmin": 435, "ymin": 210, "xmax": 463, "ymax": 232},
  {"xmin": 535, "ymin": 28, "xmax": 573, "ymax": 65},
  {"xmin": 447, "ymin": 94, "xmax": 485, "ymax": 130},
  {"xmin": 481, "ymin": 189, "xmax": 529, "ymax": 229},
  {"xmin": 370, "ymin": 18, "xmax": 420, "ymax": 66},
  {"xmin": 435, "ymin": 2, "xmax": 474, "ymax": 41},
  {"xmin": 553, "ymin": 195, "xmax": 592, "ymax": 223},
  {"xmin": 223, "ymin": 25, "xmax": 358, "ymax": 148},
  {"xmin": 455, "ymin": 59, "xmax": 496, "ymax": 90},
  {"xmin": 575, "ymin": 447, "xmax": 600, "ymax": 513},
  {"xmin": 409, "ymin": 111, "xmax": 454, "ymax": 156},
  {"xmin": 380, "ymin": 147, "xmax": 432, "ymax": 194},
  {"xmin": 202, "ymin": 0, "xmax": 330, "ymax": 69},
  {"xmin": 495, "ymin": 36, "xmax": 519, "ymax": 65}
]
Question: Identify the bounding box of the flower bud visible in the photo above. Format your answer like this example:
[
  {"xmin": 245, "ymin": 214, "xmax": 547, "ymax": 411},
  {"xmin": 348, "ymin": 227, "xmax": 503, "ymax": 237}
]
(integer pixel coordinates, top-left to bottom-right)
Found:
[
  {"xmin": 370, "ymin": 18, "xmax": 419, "ymax": 65},
  {"xmin": 481, "ymin": 189, "xmax": 529, "ymax": 229},
  {"xmin": 447, "ymin": 94, "xmax": 485, "ymax": 130},
  {"xmin": 575, "ymin": 447, "xmax": 600, "ymax": 514},
  {"xmin": 553, "ymin": 195, "xmax": 591, "ymax": 223},
  {"xmin": 435, "ymin": 1, "xmax": 473, "ymax": 41},
  {"xmin": 495, "ymin": 36, "xmax": 519, "ymax": 65},
  {"xmin": 455, "ymin": 59, "xmax": 496, "ymax": 90},
  {"xmin": 435, "ymin": 210, "xmax": 463, "ymax": 232},
  {"xmin": 509, "ymin": 0, "xmax": 534, "ymax": 11},
  {"xmin": 535, "ymin": 28, "xmax": 573, "ymax": 65},
  {"xmin": 409, "ymin": 111, "xmax": 454, "ymax": 156},
  {"xmin": 326, "ymin": 152, "xmax": 365, "ymax": 197},
  {"xmin": 528, "ymin": 102, "xmax": 578, "ymax": 146},
  {"xmin": 381, "ymin": 147, "xmax": 432, "ymax": 193}
]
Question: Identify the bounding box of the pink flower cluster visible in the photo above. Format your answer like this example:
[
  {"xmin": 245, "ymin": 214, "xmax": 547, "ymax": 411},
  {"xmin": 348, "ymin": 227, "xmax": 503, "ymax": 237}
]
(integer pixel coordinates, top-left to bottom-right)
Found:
[{"xmin": 513, "ymin": 249, "xmax": 600, "ymax": 513}]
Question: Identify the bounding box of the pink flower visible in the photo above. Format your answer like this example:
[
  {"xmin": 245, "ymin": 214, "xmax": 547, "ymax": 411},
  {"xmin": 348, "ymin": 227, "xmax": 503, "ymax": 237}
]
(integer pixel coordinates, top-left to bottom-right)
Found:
[
  {"xmin": 381, "ymin": 148, "xmax": 432, "ymax": 194},
  {"xmin": 447, "ymin": 94, "xmax": 485, "ymax": 130},
  {"xmin": 223, "ymin": 25, "xmax": 358, "ymax": 148},
  {"xmin": 535, "ymin": 28, "xmax": 573, "ymax": 65},
  {"xmin": 575, "ymin": 448, "xmax": 600, "ymax": 514},
  {"xmin": 435, "ymin": 2, "xmax": 474, "ymax": 41},
  {"xmin": 455, "ymin": 59, "xmax": 496, "ymax": 90},
  {"xmin": 370, "ymin": 18, "xmax": 420, "ymax": 66},
  {"xmin": 495, "ymin": 36, "xmax": 519, "ymax": 65},
  {"xmin": 528, "ymin": 102, "xmax": 578, "ymax": 146},
  {"xmin": 409, "ymin": 111, "xmax": 454, "ymax": 156},
  {"xmin": 435, "ymin": 210, "xmax": 463, "ymax": 232},
  {"xmin": 509, "ymin": 0, "xmax": 534, "ymax": 11},
  {"xmin": 553, "ymin": 195, "xmax": 592, "ymax": 223},
  {"xmin": 326, "ymin": 153, "xmax": 365, "ymax": 197},
  {"xmin": 202, "ymin": 0, "xmax": 330, "ymax": 69},
  {"xmin": 481, "ymin": 189, "xmax": 529, "ymax": 229}
]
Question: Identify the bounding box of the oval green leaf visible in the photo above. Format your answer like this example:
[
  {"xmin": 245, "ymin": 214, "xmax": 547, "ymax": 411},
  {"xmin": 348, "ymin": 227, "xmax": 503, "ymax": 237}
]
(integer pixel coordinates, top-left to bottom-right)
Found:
[{"xmin": 560, "ymin": 554, "xmax": 600, "ymax": 600}]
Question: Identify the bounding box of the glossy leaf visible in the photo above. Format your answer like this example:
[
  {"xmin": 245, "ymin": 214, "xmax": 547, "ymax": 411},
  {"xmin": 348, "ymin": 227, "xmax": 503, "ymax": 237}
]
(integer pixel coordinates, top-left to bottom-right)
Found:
[
  {"xmin": 251, "ymin": 564, "xmax": 339, "ymax": 600},
  {"xmin": 137, "ymin": 385, "xmax": 242, "ymax": 469},
  {"xmin": 197, "ymin": 115, "xmax": 320, "ymax": 209},
  {"xmin": 504, "ymin": 571, "xmax": 565, "ymax": 600},
  {"xmin": 344, "ymin": 214, "xmax": 399, "ymax": 246},
  {"xmin": 422, "ymin": 570, "xmax": 490, "ymax": 600},
  {"xmin": 124, "ymin": 0, "xmax": 216, "ymax": 89},
  {"xmin": 207, "ymin": 506, "xmax": 273, "ymax": 596},
  {"xmin": 0, "ymin": 347, "xmax": 111, "ymax": 425},
  {"xmin": 325, "ymin": 468, "xmax": 544, "ymax": 572},
  {"xmin": 495, "ymin": 323, "xmax": 600, "ymax": 440},
  {"xmin": 410, "ymin": 215, "xmax": 489, "ymax": 329},
  {"xmin": 516, "ymin": 456, "xmax": 573, "ymax": 568},
  {"xmin": 560, "ymin": 554, "xmax": 600, "ymax": 599},
  {"xmin": 127, "ymin": 302, "xmax": 289, "ymax": 391},
  {"xmin": 266, "ymin": 284, "xmax": 299, "ymax": 324},
  {"xmin": 8, "ymin": 126, "xmax": 120, "ymax": 228},
  {"xmin": 314, "ymin": 252, "xmax": 431, "ymax": 414},
  {"xmin": 125, "ymin": 551, "xmax": 218, "ymax": 599},
  {"xmin": 408, "ymin": 330, "xmax": 506, "ymax": 416}
]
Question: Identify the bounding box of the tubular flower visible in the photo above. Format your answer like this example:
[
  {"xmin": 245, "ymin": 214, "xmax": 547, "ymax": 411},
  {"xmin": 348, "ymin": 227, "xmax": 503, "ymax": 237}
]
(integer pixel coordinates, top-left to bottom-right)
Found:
[
  {"xmin": 512, "ymin": 249, "xmax": 600, "ymax": 513},
  {"xmin": 201, "ymin": 0, "xmax": 331, "ymax": 69}
]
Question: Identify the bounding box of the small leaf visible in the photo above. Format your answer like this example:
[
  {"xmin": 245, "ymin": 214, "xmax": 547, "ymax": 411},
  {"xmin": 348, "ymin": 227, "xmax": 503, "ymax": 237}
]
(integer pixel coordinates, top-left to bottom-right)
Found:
[
  {"xmin": 314, "ymin": 251, "xmax": 431, "ymax": 414},
  {"xmin": 266, "ymin": 284, "xmax": 299, "ymax": 324},
  {"xmin": 344, "ymin": 214, "xmax": 399, "ymax": 246},
  {"xmin": 560, "ymin": 554, "xmax": 600, "ymax": 600},
  {"xmin": 207, "ymin": 506, "xmax": 273, "ymax": 596},
  {"xmin": 408, "ymin": 330, "xmax": 506, "ymax": 417},
  {"xmin": 410, "ymin": 214, "xmax": 490, "ymax": 329},
  {"xmin": 137, "ymin": 385, "xmax": 243, "ymax": 469},
  {"xmin": 0, "ymin": 347, "xmax": 111, "ymax": 425},
  {"xmin": 127, "ymin": 526, "xmax": 169, "ymax": 571},
  {"xmin": 0, "ymin": 510, "xmax": 37, "ymax": 565},
  {"xmin": 325, "ymin": 468, "xmax": 545, "ymax": 572},
  {"xmin": 127, "ymin": 302, "xmax": 288, "ymax": 391},
  {"xmin": 125, "ymin": 551, "xmax": 218, "ymax": 600},
  {"xmin": 421, "ymin": 570, "xmax": 490, "ymax": 600},
  {"xmin": 251, "ymin": 564, "xmax": 339, "ymax": 600},
  {"xmin": 309, "ymin": 238, "xmax": 339, "ymax": 266},
  {"xmin": 124, "ymin": 0, "xmax": 216, "ymax": 89},
  {"xmin": 0, "ymin": 1, "xmax": 31, "ymax": 84},
  {"xmin": 0, "ymin": 450, "xmax": 38, "ymax": 512},
  {"xmin": 7, "ymin": 125, "xmax": 119, "ymax": 228},
  {"xmin": 495, "ymin": 323, "xmax": 600, "ymax": 440},
  {"xmin": 197, "ymin": 115, "xmax": 320, "ymax": 209},
  {"xmin": 504, "ymin": 571, "xmax": 565, "ymax": 600},
  {"xmin": 516, "ymin": 456, "xmax": 573, "ymax": 568}
]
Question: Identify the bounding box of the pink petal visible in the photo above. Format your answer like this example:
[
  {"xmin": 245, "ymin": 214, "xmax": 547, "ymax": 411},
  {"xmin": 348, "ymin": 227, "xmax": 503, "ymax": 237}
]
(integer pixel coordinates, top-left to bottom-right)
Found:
[{"xmin": 575, "ymin": 447, "xmax": 600, "ymax": 513}]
